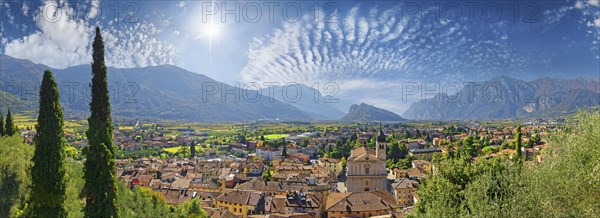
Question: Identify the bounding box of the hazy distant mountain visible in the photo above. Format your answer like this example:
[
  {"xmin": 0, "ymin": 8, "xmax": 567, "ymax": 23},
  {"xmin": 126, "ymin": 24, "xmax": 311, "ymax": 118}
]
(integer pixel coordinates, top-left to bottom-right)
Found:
[
  {"xmin": 0, "ymin": 55, "xmax": 313, "ymax": 122},
  {"xmin": 402, "ymin": 75, "xmax": 600, "ymax": 120},
  {"xmin": 260, "ymin": 84, "xmax": 346, "ymax": 119},
  {"xmin": 341, "ymin": 103, "xmax": 405, "ymax": 122}
]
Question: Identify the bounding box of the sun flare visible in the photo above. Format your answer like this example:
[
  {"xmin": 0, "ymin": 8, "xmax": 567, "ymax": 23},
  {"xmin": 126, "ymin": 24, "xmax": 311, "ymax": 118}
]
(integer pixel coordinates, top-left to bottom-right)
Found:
[{"xmin": 204, "ymin": 23, "xmax": 221, "ymax": 39}]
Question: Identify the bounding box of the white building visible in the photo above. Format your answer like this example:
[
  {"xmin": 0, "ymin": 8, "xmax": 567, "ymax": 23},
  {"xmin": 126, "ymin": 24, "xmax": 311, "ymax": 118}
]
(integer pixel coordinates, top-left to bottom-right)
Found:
[{"xmin": 346, "ymin": 129, "xmax": 388, "ymax": 192}]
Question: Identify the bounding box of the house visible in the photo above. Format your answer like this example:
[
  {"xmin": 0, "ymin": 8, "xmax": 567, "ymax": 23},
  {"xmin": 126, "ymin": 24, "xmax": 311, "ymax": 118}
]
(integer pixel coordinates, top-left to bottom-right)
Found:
[
  {"xmin": 401, "ymin": 139, "xmax": 425, "ymax": 150},
  {"xmin": 215, "ymin": 189, "xmax": 253, "ymax": 217},
  {"xmin": 161, "ymin": 188, "xmax": 194, "ymax": 205},
  {"xmin": 390, "ymin": 168, "xmax": 424, "ymax": 180},
  {"xmin": 234, "ymin": 179, "xmax": 330, "ymax": 196},
  {"xmin": 247, "ymin": 191, "xmax": 266, "ymax": 215},
  {"xmin": 171, "ymin": 178, "xmax": 191, "ymax": 189},
  {"xmin": 325, "ymin": 191, "xmax": 399, "ymax": 218},
  {"xmin": 411, "ymin": 160, "xmax": 432, "ymax": 175},
  {"xmin": 317, "ymin": 158, "xmax": 342, "ymax": 174},
  {"xmin": 189, "ymin": 178, "xmax": 224, "ymax": 192},
  {"xmin": 392, "ymin": 178, "xmax": 419, "ymax": 207},
  {"xmin": 408, "ymin": 148, "xmax": 441, "ymax": 161},
  {"xmin": 288, "ymin": 153, "xmax": 310, "ymax": 163},
  {"xmin": 432, "ymin": 137, "xmax": 441, "ymax": 147},
  {"xmin": 243, "ymin": 161, "xmax": 265, "ymax": 176},
  {"xmin": 256, "ymin": 147, "xmax": 282, "ymax": 161},
  {"xmin": 281, "ymin": 191, "xmax": 322, "ymax": 217}
]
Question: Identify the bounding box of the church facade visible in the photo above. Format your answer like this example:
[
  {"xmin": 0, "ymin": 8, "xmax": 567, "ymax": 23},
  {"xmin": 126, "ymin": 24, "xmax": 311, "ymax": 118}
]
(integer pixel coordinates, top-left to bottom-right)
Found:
[{"xmin": 346, "ymin": 129, "xmax": 389, "ymax": 192}]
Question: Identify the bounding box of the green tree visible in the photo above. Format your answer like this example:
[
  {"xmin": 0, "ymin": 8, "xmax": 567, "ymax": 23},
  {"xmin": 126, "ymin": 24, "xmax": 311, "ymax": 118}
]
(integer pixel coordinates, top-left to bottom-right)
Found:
[
  {"xmin": 177, "ymin": 145, "xmax": 190, "ymax": 158},
  {"xmin": 0, "ymin": 136, "xmax": 34, "ymax": 217},
  {"xmin": 238, "ymin": 135, "xmax": 247, "ymax": 144},
  {"xmin": 412, "ymin": 111, "xmax": 600, "ymax": 217},
  {"xmin": 262, "ymin": 169, "xmax": 272, "ymax": 181},
  {"xmin": 387, "ymin": 141, "xmax": 407, "ymax": 162},
  {"xmin": 510, "ymin": 111, "xmax": 600, "ymax": 217},
  {"xmin": 27, "ymin": 70, "xmax": 69, "ymax": 217},
  {"xmin": 117, "ymin": 183, "xmax": 173, "ymax": 217},
  {"xmin": 82, "ymin": 27, "xmax": 118, "ymax": 217},
  {"xmin": 281, "ymin": 138, "xmax": 288, "ymax": 157},
  {"xmin": 515, "ymin": 123, "xmax": 522, "ymax": 160},
  {"xmin": 190, "ymin": 141, "xmax": 196, "ymax": 159},
  {"xmin": 340, "ymin": 157, "xmax": 347, "ymax": 169},
  {"xmin": 175, "ymin": 198, "xmax": 208, "ymax": 218},
  {"xmin": 0, "ymin": 113, "xmax": 4, "ymax": 136},
  {"xmin": 5, "ymin": 108, "xmax": 16, "ymax": 136}
]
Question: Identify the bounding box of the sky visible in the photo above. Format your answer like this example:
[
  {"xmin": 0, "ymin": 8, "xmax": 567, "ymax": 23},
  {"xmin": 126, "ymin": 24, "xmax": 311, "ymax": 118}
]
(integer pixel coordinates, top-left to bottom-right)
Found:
[{"xmin": 0, "ymin": 0, "xmax": 599, "ymax": 114}]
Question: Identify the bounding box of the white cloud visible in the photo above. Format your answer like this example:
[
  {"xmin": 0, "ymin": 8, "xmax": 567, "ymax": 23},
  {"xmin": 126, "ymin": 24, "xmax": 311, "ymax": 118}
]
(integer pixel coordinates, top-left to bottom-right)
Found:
[
  {"xmin": 21, "ymin": 2, "xmax": 29, "ymax": 16},
  {"xmin": 87, "ymin": 0, "xmax": 100, "ymax": 19},
  {"xmin": 587, "ymin": 0, "xmax": 599, "ymax": 7},
  {"xmin": 5, "ymin": 1, "xmax": 92, "ymax": 68},
  {"xmin": 4, "ymin": 0, "xmax": 175, "ymax": 69},
  {"xmin": 177, "ymin": 1, "xmax": 186, "ymax": 8},
  {"xmin": 240, "ymin": 3, "xmax": 525, "ymax": 113}
]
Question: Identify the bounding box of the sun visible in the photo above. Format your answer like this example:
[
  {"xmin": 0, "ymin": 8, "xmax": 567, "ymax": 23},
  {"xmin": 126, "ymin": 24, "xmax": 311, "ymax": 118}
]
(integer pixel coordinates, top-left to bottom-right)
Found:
[
  {"xmin": 194, "ymin": 22, "xmax": 222, "ymax": 40},
  {"xmin": 204, "ymin": 23, "xmax": 221, "ymax": 39}
]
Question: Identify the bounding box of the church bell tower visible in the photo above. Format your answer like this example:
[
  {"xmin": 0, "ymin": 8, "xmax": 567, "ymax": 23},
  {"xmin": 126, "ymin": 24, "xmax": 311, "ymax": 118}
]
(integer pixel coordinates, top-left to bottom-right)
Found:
[{"xmin": 376, "ymin": 127, "xmax": 387, "ymax": 160}]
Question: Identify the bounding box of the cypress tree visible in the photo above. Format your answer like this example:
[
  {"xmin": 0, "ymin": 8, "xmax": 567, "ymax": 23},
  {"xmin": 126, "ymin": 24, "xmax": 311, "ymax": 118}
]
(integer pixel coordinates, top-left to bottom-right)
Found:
[
  {"xmin": 83, "ymin": 27, "xmax": 118, "ymax": 217},
  {"xmin": 190, "ymin": 140, "xmax": 196, "ymax": 159},
  {"xmin": 27, "ymin": 70, "xmax": 68, "ymax": 217},
  {"xmin": 5, "ymin": 108, "xmax": 16, "ymax": 136},
  {"xmin": 515, "ymin": 123, "xmax": 523, "ymax": 160},
  {"xmin": 281, "ymin": 138, "xmax": 288, "ymax": 157},
  {"xmin": 0, "ymin": 113, "xmax": 4, "ymax": 136}
]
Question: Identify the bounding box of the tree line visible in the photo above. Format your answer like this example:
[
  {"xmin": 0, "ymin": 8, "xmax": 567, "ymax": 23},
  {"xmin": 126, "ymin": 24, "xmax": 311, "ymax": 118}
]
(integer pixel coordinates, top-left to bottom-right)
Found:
[{"xmin": 0, "ymin": 107, "xmax": 18, "ymax": 137}]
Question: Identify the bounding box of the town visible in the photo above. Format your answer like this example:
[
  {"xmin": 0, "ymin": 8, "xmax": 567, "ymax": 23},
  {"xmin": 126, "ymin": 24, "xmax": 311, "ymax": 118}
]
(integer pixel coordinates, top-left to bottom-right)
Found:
[{"xmin": 15, "ymin": 114, "xmax": 557, "ymax": 217}]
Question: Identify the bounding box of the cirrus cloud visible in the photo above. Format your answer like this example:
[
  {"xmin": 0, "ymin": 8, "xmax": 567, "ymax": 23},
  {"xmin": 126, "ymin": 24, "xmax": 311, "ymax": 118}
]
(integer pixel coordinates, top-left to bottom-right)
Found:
[{"xmin": 239, "ymin": 4, "xmax": 524, "ymax": 113}]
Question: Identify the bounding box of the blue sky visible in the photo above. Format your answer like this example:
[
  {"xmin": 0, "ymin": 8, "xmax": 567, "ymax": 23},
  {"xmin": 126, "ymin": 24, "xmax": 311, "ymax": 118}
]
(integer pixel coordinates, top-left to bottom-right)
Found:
[{"xmin": 1, "ymin": 0, "xmax": 599, "ymax": 113}]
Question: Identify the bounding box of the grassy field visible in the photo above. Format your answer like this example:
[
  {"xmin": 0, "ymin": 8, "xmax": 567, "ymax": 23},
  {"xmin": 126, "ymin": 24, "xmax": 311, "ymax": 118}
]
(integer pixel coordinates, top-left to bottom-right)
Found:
[
  {"xmin": 264, "ymin": 133, "xmax": 289, "ymax": 140},
  {"xmin": 13, "ymin": 114, "xmax": 85, "ymax": 130},
  {"xmin": 118, "ymin": 126, "xmax": 134, "ymax": 131},
  {"xmin": 162, "ymin": 145, "xmax": 205, "ymax": 153},
  {"xmin": 162, "ymin": 146, "xmax": 184, "ymax": 153},
  {"xmin": 13, "ymin": 114, "xmax": 36, "ymax": 129}
]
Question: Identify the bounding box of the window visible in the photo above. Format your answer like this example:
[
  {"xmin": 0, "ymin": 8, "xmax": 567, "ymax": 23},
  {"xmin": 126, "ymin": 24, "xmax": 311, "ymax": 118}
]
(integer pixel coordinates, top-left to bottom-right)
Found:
[{"xmin": 365, "ymin": 167, "xmax": 369, "ymax": 175}]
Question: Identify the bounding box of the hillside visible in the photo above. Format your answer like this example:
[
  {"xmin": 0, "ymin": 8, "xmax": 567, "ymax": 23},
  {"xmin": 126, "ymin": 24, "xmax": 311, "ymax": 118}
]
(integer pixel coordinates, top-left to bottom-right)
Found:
[
  {"xmin": 0, "ymin": 55, "xmax": 312, "ymax": 122},
  {"xmin": 341, "ymin": 103, "xmax": 405, "ymax": 122},
  {"xmin": 402, "ymin": 75, "xmax": 600, "ymax": 120},
  {"xmin": 260, "ymin": 84, "xmax": 346, "ymax": 119}
]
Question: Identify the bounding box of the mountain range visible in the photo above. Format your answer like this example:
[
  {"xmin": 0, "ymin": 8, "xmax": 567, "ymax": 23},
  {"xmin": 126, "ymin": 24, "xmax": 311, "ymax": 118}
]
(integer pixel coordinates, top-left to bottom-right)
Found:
[
  {"xmin": 402, "ymin": 75, "xmax": 600, "ymax": 120},
  {"xmin": 2, "ymin": 55, "xmax": 598, "ymax": 121},
  {"xmin": 0, "ymin": 55, "xmax": 324, "ymax": 121},
  {"xmin": 341, "ymin": 103, "xmax": 405, "ymax": 122},
  {"xmin": 259, "ymin": 84, "xmax": 346, "ymax": 119}
]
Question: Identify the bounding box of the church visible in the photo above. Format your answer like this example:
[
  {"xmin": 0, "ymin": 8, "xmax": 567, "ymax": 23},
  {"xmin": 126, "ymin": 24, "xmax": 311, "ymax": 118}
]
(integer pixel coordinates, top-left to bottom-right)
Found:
[{"xmin": 346, "ymin": 129, "xmax": 389, "ymax": 192}]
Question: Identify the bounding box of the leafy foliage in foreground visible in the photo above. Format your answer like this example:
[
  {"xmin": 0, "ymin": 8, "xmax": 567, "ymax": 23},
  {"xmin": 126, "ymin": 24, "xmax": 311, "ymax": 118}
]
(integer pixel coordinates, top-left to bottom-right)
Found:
[
  {"xmin": 0, "ymin": 136, "xmax": 33, "ymax": 217},
  {"xmin": 412, "ymin": 111, "xmax": 600, "ymax": 217},
  {"xmin": 0, "ymin": 135, "xmax": 207, "ymax": 217}
]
